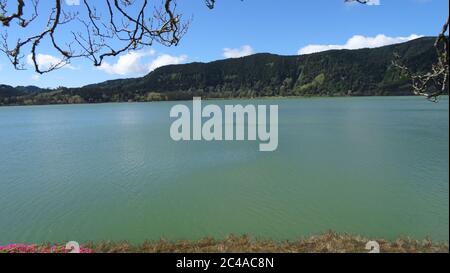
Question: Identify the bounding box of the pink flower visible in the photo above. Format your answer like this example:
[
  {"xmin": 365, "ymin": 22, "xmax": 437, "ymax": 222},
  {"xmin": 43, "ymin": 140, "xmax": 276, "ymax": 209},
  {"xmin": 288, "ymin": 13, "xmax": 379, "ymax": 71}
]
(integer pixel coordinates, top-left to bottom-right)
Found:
[{"xmin": 0, "ymin": 243, "xmax": 94, "ymax": 253}]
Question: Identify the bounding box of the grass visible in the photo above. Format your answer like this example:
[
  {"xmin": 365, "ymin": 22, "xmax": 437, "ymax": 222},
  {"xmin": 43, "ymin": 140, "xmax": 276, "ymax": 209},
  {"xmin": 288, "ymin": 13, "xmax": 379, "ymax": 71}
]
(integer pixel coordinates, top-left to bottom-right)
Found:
[
  {"xmin": 2, "ymin": 231, "xmax": 448, "ymax": 253},
  {"xmin": 91, "ymin": 231, "xmax": 448, "ymax": 253}
]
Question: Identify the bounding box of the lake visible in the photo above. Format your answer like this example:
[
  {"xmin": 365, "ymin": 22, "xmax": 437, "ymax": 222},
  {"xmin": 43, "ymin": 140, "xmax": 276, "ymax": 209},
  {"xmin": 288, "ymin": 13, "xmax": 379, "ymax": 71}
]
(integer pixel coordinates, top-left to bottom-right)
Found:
[{"xmin": 0, "ymin": 96, "xmax": 448, "ymax": 244}]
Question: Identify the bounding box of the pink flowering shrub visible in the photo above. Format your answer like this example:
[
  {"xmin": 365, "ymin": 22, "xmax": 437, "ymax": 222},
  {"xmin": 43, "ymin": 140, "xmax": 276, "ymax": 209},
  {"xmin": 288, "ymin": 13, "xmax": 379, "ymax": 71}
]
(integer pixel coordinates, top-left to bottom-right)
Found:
[{"xmin": 0, "ymin": 244, "xmax": 93, "ymax": 253}]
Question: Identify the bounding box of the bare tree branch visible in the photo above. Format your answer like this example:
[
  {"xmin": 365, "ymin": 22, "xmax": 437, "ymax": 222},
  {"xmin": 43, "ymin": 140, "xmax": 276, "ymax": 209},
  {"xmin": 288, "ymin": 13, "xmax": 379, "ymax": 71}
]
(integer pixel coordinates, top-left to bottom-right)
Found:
[
  {"xmin": 0, "ymin": 0, "xmax": 190, "ymax": 74},
  {"xmin": 393, "ymin": 17, "xmax": 449, "ymax": 102},
  {"xmin": 205, "ymin": 0, "xmax": 216, "ymax": 9},
  {"xmin": 346, "ymin": 0, "xmax": 448, "ymax": 101}
]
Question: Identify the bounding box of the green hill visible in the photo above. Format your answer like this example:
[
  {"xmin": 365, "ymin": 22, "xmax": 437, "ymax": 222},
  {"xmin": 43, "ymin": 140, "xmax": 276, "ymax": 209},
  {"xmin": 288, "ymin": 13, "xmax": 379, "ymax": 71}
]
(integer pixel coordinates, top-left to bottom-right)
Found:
[{"xmin": 1, "ymin": 37, "xmax": 446, "ymax": 106}]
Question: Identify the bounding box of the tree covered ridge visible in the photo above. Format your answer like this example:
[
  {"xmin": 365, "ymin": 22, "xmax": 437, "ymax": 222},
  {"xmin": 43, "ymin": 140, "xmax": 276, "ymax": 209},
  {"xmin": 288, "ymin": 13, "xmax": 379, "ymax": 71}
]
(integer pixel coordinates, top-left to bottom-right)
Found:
[{"xmin": 1, "ymin": 37, "xmax": 447, "ymax": 106}]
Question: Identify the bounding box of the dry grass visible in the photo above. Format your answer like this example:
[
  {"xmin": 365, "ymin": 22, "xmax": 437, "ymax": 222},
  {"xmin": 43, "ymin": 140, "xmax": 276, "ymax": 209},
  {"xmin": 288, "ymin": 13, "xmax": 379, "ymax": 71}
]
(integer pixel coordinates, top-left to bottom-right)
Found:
[{"xmin": 91, "ymin": 231, "xmax": 449, "ymax": 253}]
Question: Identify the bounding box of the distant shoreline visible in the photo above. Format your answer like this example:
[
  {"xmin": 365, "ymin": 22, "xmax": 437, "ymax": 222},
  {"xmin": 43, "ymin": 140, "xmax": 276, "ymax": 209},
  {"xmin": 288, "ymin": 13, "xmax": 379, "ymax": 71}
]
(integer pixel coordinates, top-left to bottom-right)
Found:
[{"xmin": 1, "ymin": 94, "xmax": 448, "ymax": 108}]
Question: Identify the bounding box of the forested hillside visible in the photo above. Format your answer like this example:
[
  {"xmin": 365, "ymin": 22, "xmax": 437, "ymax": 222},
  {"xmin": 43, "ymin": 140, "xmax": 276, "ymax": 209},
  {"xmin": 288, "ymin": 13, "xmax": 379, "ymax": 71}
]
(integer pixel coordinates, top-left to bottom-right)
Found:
[{"xmin": 1, "ymin": 37, "xmax": 445, "ymax": 106}]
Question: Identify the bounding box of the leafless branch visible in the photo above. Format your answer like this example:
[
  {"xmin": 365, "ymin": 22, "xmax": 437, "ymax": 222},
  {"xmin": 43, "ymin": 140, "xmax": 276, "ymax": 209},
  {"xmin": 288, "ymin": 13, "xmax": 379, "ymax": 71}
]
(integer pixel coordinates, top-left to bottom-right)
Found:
[
  {"xmin": 205, "ymin": 0, "xmax": 216, "ymax": 9},
  {"xmin": 393, "ymin": 17, "xmax": 449, "ymax": 102},
  {"xmin": 346, "ymin": 0, "xmax": 449, "ymax": 101},
  {"xmin": 0, "ymin": 0, "xmax": 189, "ymax": 74}
]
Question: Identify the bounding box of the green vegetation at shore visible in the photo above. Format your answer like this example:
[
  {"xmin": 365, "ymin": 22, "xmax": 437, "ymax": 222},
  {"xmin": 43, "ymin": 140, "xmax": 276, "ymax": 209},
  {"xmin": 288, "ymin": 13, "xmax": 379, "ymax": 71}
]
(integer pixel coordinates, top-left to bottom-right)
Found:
[
  {"xmin": 93, "ymin": 232, "xmax": 449, "ymax": 253},
  {"xmin": 3, "ymin": 232, "xmax": 447, "ymax": 253},
  {"xmin": 1, "ymin": 37, "xmax": 447, "ymax": 107}
]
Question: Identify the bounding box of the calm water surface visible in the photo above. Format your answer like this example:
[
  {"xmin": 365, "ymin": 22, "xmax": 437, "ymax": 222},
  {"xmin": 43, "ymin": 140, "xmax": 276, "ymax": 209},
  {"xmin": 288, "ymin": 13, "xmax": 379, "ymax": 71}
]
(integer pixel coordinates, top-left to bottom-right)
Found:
[{"xmin": 0, "ymin": 96, "xmax": 448, "ymax": 243}]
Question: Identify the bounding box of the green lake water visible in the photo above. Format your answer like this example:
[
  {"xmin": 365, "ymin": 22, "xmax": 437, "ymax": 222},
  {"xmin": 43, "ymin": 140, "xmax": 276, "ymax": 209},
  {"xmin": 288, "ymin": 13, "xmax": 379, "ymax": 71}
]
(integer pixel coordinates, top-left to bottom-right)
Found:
[{"xmin": 0, "ymin": 96, "xmax": 448, "ymax": 244}]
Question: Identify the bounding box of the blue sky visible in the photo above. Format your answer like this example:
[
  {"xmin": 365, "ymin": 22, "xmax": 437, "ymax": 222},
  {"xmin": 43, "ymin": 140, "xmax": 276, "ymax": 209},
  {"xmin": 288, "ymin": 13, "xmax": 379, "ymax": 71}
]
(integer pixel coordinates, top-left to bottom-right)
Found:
[{"xmin": 0, "ymin": 0, "xmax": 448, "ymax": 88}]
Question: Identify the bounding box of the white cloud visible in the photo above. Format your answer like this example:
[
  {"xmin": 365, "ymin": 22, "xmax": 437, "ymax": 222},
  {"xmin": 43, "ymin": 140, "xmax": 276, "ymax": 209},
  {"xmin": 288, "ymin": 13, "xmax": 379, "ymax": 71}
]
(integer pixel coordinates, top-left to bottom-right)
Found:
[
  {"xmin": 223, "ymin": 45, "xmax": 254, "ymax": 58},
  {"xmin": 99, "ymin": 50, "xmax": 155, "ymax": 75},
  {"xmin": 298, "ymin": 34, "xmax": 422, "ymax": 55},
  {"xmin": 99, "ymin": 50, "xmax": 187, "ymax": 76},
  {"xmin": 345, "ymin": 0, "xmax": 380, "ymax": 6},
  {"xmin": 65, "ymin": 0, "xmax": 80, "ymax": 6},
  {"xmin": 27, "ymin": 53, "xmax": 75, "ymax": 70},
  {"xmin": 366, "ymin": 0, "xmax": 381, "ymax": 5},
  {"xmin": 31, "ymin": 74, "xmax": 40, "ymax": 81},
  {"xmin": 148, "ymin": 54, "xmax": 188, "ymax": 71}
]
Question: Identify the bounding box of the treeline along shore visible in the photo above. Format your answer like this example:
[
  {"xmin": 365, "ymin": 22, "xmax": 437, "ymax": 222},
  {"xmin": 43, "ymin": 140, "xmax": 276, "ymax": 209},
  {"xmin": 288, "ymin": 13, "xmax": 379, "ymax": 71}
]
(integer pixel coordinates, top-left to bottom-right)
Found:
[{"xmin": 1, "ymin": 37, "xmax": 448, "ymax": 107}]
